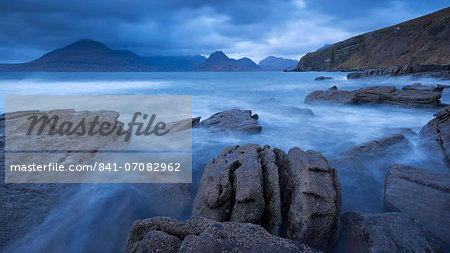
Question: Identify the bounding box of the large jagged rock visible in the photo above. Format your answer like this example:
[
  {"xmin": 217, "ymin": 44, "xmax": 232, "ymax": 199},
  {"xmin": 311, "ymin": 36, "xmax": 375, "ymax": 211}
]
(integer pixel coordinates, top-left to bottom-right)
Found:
[
  {"xmin": 335, "ymin": 212, "xmax": 444, "ymax": 253},
  {"xmin": 304, "ymin": 85, "xmax": 442, "ymax": 108},
  {"xmin": 192, "ymin": 144, "xmax": 341, "ymax": 251},
  {"xmin": 201, "ymin": 109, "xmax": 262, "ymax": 133},
  {"xmin": 384, "ymin": 164, "xmax": 450, "ymax": 244},
  {"xmin": 419, "ymin": 106, "xmax": 450, "ymax": 169},
  {"xmin": 126, "ymin": 217, "xmax": 319, "ymax": 253},
  {"xmin": 340, "ymin": 134, "xmax": 412, "ymax": 159}
]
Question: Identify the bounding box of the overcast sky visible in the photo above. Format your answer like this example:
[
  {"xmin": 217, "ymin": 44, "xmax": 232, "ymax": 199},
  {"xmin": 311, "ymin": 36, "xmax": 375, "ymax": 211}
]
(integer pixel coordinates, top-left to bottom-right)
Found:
[{"xmin": 0, "ymin": 0, "xmax": 448, "ymax": 63}]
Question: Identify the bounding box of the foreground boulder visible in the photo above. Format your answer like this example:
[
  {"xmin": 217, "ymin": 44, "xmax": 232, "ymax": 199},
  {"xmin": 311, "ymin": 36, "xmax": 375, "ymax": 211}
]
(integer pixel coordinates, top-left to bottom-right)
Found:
[
  {"xmin": 335, "ymin": 212, "xmax": 444, "ymax": 252},
  {"xmin": 192, "ymin": 144, "xmax": 341, "ymax": 250},
  {"xmin": 384, "ymin": 164, "xmax": 450, "ymax": 244},
  {"xmin": 305, "ymin": 85, "xmax": 442, "ymax": 108},
  {"xmin": 201, "ymin": 109, "xmax": 262, "ymax": 133},
  {"xmin": 419, "ymin": 106, "xmax": 450, "ymax": 169},
  {"xmin": 126, "ymin": 216, "xmax": 319, "ymax": 253}
]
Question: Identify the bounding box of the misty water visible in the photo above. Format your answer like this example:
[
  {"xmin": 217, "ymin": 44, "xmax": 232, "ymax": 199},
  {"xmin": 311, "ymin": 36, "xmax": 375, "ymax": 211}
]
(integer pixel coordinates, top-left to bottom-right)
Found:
[{"xmin": 1, "ymin": 72, "xmax": 449, "ymax": 252}]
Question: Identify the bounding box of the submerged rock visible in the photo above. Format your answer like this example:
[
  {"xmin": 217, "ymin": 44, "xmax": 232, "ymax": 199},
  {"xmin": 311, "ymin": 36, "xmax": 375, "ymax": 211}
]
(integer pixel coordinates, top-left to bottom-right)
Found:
[
  {"xmin": 384, "ymin": 164, "xmax": 450, "ymax": 244},
  {"xmin": 278, "ymin": 106, "xmax": 315, "ymax": 117},
  {"xmin": 305, "ymin": 85, "xmax": 442, "ymax": 108},
  {"xmin": 335, "ymin": 212, "xmax": 444, "ymax": 253},
  {"xmin": 314, "ymin": 76, "xmax": 332, "ymax": 81},
  {"xmin": 126, "ymin": 216, "xmax": 319, "ymax": 253},
  {"xmin": 201, "ymin": 109, "xmax": 262, "ymax": 133},
  {"xmin": 192, "ymin": 144, "xmax": 341, "ymax": 251},
  {"xmin": 340, "ymin": 134, "xmax": 412, "ymax": 159},
  {"xmin": 419, "ymin": 106, "xmax": 450, "ymax": 169}
]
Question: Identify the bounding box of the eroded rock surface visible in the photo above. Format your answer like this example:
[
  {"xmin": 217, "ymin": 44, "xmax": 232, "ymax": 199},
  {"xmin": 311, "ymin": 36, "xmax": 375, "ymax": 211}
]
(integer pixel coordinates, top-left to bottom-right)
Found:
[
  {"xmin": 126, "ymin": 216, "xmax": 319, "ymax": 253},
  {"xmin": 201, "ymin": 109, "xmax": 262, "ymax": 133},
  {"xmin": 335, "ymin": 212, "xmax": 444, "ymax": 253},
  {"xmin": 419, "ymin": 106, "xmax": 450, "ymax": 169},
  {"xmin": 305, "ymin": 85, "xmax": 443, "ymax": 108},
  {"xmin": 192, "ymin": 144, "xmax": 341, "ymax": 250},
  {"xmin": 384, "ymin": 164, "xmax": 450, "ymax": 244}
]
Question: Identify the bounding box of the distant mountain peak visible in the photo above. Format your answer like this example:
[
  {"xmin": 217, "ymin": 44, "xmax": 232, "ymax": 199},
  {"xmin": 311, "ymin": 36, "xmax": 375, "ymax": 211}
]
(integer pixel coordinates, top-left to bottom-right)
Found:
[
  {"xmin": 64, "ymin": 39, "xmax": 108, "ymax": 50},
  {"xmin": 197, "ymin": 51, "xmax": 259, "ymax": 71},
  {"xmin": 258, "ymin": 56, "xmax": 298, "ymax": 71},
  {"xmin": 208, "ymin": 51, "xmax": 229, "ymax": 60}
]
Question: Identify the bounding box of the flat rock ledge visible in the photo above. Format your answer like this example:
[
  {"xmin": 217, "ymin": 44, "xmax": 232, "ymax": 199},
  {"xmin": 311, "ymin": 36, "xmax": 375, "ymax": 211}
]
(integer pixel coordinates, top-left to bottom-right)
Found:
[
  {"xmin": 346, "ymin": 63, "xmax": 450, "ymax": 80},
  {"xmin": 304, "ymin": 85, "xmax": 443, "ymax": 108},
  {"xmin": 384, "ymin": 164, "xmax": 450, "ymax": 244},
  {"xmin": 200, "ymin": 109, "xmax": 262, "ymax": 133},
  {"xmin": 126, "ymin": 216, "xmax": 319, "ymax": 253},
  {"xmin": 192, "ymin": 144, "xmax": 341, "ymax": 251},
  {"xmin": 335, "ymin": 212, "xmax": 444, "ymax": 253}
]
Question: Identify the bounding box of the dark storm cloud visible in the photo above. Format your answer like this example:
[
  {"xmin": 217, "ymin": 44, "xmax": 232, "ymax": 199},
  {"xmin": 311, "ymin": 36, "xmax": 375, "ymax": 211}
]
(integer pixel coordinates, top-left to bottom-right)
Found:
[{"xmin": 0, "ymin": 0, "xmax": 448, "ymax": 62}]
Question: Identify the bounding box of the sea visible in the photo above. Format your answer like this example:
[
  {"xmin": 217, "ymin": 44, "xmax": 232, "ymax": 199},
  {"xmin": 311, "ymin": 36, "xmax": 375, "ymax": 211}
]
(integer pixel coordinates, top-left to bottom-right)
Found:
[{"xmin": 0, "ymin": 72, "xmax": 449, "ymax": 252}]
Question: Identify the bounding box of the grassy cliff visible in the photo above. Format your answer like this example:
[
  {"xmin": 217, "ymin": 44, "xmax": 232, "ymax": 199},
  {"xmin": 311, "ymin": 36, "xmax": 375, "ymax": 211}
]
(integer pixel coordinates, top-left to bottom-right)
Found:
[{"xmin": 294, "ymin": 7, "xmax": 450, "ymax": 71}]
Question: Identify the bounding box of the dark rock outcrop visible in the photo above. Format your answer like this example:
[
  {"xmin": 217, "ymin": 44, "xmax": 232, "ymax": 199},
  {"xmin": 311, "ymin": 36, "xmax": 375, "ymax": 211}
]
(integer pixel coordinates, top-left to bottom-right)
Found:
[
  {"xmin": 346, "ymin": 73, "xmax": 362, "ymax": 79},
  {"xmin": 192, "ymin": 144, "xmax": 341, "ymax": 250},
  {"xmin": 201, "ymin": 109, "xmax": 262, "ymax": 133},
  {"xmin": 346, "ymin": 64, "xmax": 450, "ymax": 80},
  {"xmin": 305, "ymin": 85, "xmax": 442, "ymax": 108},
  {"xmin": 384, "ymin": 164, "xmax": 450, "ymax": 244},
  {"xmin": 126, "ymin": 216, "xmax": 319, "ymax": 253},
  {"xmin": 335, "ymin": 212, "xmax": 444, "ymax": 253},
  {"xmin": 293, "ymin": 7, "xmax": 450, "ymax": 71},
  {"xmin": 419, "ymin": 106, "xmax": 450, "ymax": 169}
]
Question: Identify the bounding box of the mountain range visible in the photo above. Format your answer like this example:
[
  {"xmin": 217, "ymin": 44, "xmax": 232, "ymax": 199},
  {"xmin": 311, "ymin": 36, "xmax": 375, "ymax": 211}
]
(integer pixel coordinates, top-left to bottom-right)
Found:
[
  {"xmin": 0, "ymin": 40, "xmax": 295, "ymax": 72},
  {"xmin": 294, "ymin": 7, "xmax": 449, "ymax": 71}
]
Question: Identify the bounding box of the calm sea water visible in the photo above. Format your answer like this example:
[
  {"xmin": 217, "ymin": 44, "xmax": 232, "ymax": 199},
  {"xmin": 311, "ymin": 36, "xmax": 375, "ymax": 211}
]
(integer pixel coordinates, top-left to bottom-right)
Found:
[{"xmin": 1, "ymin": 72, "xmax": 449, "ymax": 252}]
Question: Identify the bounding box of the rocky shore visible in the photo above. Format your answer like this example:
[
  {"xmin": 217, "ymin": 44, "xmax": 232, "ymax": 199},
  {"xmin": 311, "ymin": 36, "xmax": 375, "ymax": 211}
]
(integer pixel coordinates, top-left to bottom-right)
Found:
[
  {"xmin": 305, "ymin": 84, "xmax": 445, "ymax": 108},
  {"xmin": 346, "ymin": 64, "xmax": 450, "ymax": 80},
  {"xmin": 126, "ymin": 102, "xmax": 450, "ymax": 252}
]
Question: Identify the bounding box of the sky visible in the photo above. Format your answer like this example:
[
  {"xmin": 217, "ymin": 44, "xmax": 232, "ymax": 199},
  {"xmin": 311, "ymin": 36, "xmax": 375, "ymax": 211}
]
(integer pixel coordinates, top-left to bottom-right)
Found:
[{"xmin": 0, "ymin": 0, "xmax": 448, "ymax": 63}]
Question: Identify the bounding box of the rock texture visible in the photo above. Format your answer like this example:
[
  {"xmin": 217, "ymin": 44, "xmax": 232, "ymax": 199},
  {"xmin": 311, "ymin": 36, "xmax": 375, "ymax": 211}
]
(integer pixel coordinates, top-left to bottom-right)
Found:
[
  {"xmin": 126, "ymin": 216, "xmax": 319, "ymax": 253},
  {"xmin": 293, "ymin": 7, "xmax": 450, "ymax": 71},
  {"xmin": 304, "ymin": 85, "xmax": 443, "ymax": 108},
  {"xmin": 384, "ymin": 164, "xmax": 450, "ymax": 244},
  {"xmin": 419, "ymin": 106, "xmax": 450, "ymax": 169},
  {"xmin": 192, "ymin": 144, "xmax": 341, "ymax": 250},
  {"xmin": 335, "ymin": 212, "xmax": 444, "ymax": 253},
  {"xmin": 201, "ymin": 109, "xmax": 262, "ymax": 133}
]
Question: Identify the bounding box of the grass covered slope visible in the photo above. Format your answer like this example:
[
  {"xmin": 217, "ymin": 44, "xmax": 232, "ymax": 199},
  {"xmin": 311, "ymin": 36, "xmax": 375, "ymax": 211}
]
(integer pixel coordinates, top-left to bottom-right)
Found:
[{"xmin": 294, "ymin": 7, "xmax": 450, "ymax": 71}]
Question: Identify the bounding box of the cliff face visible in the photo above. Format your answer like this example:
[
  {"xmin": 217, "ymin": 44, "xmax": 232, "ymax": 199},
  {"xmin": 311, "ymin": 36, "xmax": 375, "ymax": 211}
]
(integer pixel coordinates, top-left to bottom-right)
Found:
[{"xmin": 294, "ymin": 7, "xmax": 450, "ymax": 71}]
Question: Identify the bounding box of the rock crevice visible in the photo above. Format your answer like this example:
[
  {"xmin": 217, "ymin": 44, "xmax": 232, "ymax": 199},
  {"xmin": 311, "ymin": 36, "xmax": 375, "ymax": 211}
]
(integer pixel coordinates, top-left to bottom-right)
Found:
[{"xmin": 192, "ymin": 144, "xmax": 342, "ymax": 251}]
